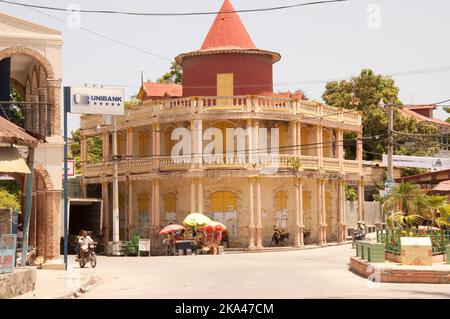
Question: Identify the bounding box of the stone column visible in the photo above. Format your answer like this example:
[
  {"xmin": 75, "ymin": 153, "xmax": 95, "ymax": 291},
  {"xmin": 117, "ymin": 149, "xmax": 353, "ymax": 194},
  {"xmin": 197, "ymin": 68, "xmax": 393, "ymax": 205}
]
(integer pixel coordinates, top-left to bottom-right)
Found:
[
  {"xmin": 317, "ymin": 178, "xmax": 324, "ymax": 245},
  {"xmin": 102, "ymin": 182, "xmax": 110, "ymax": 243},
  {"xmin": 30, "ymin": 94, "xmax": 39, "ymax": 135},
  {"xmin": 128, "ymin": 180, "xmax": 134, "ymax": 239},
  {"xmin": 248, "ymin": 177, "xmax": 255, "ymax": 249},
  {"xmin": 127, "ymin": 128, "xmax": 134, "ymax": 171},
  {"xmin": 316, "ymin": 125, "xmax": 323, "ymax": 169},
  {"xmin": 255, "ymin": 176, "xmax": 263, "ymax": 248},
  {"xmin": 38, "ymin": 87, "xmax": 47, "ymax": 137},
  {"xmin": 36, "ymin": 191, "xmax": 45, "ymax": 260},
  {"xmin": 296, "ymin": 122, "xmax": 302, "ymax": 156},
  {"xmin": 289, "ymin": 121, "xmax": 297, "ymax": 155},
  {"xmin": 46, "ymin": 79, "xmax": 61, "ymax": 136},
  {"xmin": 190, "ymin": 120, "xmax": 196, "ymax": 165},
  {"xmin": 43, "ymin": 190, "xmax": 62, "ymax": 268},
  {"xmin": 356, "ymin": 131, "xmax": 363, "ymax": 171},
  {"xmin": 357, "ymin": 179, "xmax": 365, "ymax": 222},
  {"xmin": 338, "ymin": 180, "xmax": 345, "ymax": 243},
  {"xmin": 254, "ymin": 121, "xmax": 260, "ymax": 164},
  {"xmin": 155, "ymin": 124, "xmax": 161, "ymax": 168},
  {"xmin": 247, "ymin": 119, "xmax": 253, "ymax": 164},
  {"xmin": 337, "ymin": 128, "xmax": 344, "ymax": 172},
  {"xmin": 197, "ymin": 178, "xmax": 203, "ymax": 214},
  {"xmin": 154, "ymin": 179, "xmax": 160, "ymax": 228},
  {"xmin": 195, "ymin": 120, "xmax": 203, "ymax": 166},
  {"xmin": 190, "ymin": 178, "xmax": 196, "ymax": 213},
  {"xmin": 321, "ymin": 179, "xmax": 327, "ymax": 244},
  {"xmin": 294, "ymin": 177, "xmax": 304, "ymax": 247}
]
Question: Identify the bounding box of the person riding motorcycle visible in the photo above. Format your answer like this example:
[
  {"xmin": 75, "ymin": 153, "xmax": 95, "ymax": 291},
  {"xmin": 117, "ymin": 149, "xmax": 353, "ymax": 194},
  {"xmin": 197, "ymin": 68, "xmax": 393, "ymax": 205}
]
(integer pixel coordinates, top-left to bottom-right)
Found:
[
  {"xmin": 271, "ymin": 225, "xmax": 289, "ymax": 246},
  {"xmin": 77, "ymin": 230, "xmax": 94, "ymax": 260}
]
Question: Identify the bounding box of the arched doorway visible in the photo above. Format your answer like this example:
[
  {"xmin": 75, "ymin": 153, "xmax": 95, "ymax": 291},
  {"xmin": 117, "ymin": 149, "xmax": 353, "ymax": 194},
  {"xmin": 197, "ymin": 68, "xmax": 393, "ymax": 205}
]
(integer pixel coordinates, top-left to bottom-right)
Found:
[
  {"xmin": 209, "ymin": 191, "xmax": 238, "ymax": 243},
  {"xmin": 274, "ymin": 190, "xmax": 288, "ymax": 228},
  {"xmin": 163, "ymin": 192, "xmax": 177, "ymax": 224},
  {"xmin": 0, "ymin": 47, "xmax": 59, "ymax": 137},
  {"xmin": 138, "ymin": 193, "xmax": 151, "ymax": 238}
]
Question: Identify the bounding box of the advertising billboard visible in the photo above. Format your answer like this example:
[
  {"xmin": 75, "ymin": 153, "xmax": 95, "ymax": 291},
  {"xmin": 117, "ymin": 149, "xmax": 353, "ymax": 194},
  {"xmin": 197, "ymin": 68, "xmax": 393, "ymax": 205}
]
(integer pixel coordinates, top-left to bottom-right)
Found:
[{"xmin": 65, "ymin": 86, "xmax": 125, "ymax": 115}]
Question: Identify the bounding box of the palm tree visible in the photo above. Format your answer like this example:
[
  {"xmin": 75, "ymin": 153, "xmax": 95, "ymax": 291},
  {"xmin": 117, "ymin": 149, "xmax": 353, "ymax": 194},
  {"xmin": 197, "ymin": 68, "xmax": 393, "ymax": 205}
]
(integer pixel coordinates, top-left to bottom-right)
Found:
[
  {"xmin": 383, "ymin": 182, "xmax": 450, "ymax": 229},
  {"xmin": 383, "ymin": 183, "xmax": 425, "ymax": 228}
]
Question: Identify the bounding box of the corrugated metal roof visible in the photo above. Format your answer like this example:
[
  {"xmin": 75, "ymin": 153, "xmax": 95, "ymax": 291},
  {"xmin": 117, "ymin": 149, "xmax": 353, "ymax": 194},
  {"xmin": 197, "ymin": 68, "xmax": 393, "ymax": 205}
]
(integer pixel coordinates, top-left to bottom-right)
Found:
[
  {"xmin": 0, "ymin": 116, "xmax": 38, "ymax": 147},
  {"xmin": 0, "ymin": 147, "xmax": 30, "ymax": 174}
]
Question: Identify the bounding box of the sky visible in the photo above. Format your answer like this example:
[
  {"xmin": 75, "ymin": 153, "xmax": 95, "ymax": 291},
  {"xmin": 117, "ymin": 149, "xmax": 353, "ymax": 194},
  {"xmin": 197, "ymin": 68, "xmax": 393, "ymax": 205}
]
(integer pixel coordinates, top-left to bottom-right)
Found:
[{"xmin": 1, "ymin": 0, "xmax": 449, "ymax": 134}]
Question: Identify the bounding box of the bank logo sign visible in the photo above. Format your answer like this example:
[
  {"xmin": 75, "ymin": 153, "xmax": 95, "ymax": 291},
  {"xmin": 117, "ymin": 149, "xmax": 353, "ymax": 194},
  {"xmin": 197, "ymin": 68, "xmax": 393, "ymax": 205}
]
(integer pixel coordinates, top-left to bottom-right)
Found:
[{"xmin": 65, "ymin": 86, "xmax": 125, "ymax": 115}]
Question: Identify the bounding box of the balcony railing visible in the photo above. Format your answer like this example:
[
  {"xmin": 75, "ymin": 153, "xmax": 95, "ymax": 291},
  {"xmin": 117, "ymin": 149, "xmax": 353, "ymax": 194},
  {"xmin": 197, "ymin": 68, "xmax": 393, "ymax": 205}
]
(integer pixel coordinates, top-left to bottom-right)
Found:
[
  {"xmin": 80, "ymin": 95, "xmax": 362, "ymax": 131},
  {"xmin": 0, "ymin": 101, "xmax": 53, "ymax": 138},
  {"xmin": 83, "ymin": 154, "xmax": 361, "ymax": 178}
]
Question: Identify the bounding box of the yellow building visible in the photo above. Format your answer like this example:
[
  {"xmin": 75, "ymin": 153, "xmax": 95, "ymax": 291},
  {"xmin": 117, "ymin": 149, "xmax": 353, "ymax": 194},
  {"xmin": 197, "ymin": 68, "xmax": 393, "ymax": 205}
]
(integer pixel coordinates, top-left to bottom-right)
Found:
[{"xmin": 80, "ymin": 0, "xmax": 364, "ymax": 252}]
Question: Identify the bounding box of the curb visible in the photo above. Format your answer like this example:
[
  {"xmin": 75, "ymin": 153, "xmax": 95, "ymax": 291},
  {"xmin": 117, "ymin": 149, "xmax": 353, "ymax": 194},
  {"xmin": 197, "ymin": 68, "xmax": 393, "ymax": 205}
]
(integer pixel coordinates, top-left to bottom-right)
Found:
[{"xmin": 224, "ymin": 241, "xmax": 352, "ymax": 254}]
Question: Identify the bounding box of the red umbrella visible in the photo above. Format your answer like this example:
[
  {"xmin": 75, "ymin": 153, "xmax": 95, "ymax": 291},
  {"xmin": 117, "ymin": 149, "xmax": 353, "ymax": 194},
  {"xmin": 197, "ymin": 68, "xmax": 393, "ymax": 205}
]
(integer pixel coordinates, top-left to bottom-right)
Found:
[
  {"xmin": 200, "ymin": 221, "xmax": 227, "ymax": 232},
  {"xmin": 159, "ymin": 224, "xmax": 186, "ymax": 235}
]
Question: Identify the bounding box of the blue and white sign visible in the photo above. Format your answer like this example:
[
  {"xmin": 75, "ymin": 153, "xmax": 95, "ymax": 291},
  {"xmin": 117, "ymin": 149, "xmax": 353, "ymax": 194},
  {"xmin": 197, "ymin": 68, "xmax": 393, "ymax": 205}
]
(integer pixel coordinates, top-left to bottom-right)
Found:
[
  {"xmin": 0, "ymin": 234, "xmax": 16, "ymax": 274},
  {"xmin": 65, "ymin": 86, "xmax": 125, "ymax": 115}
]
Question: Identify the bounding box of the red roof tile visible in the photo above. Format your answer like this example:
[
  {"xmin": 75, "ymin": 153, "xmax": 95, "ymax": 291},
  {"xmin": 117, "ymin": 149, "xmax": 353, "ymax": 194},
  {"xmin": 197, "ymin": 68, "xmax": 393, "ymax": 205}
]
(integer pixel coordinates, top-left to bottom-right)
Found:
[
  {"xmin": 200, "ymin": 0, "xmax": 256, "ymax": 51},
  {"xmin": 0, "ymin": 116, "xmax": 37, "ymax": 147},
  {"xmin": 399, "ymin": 107, "xmax": 450, "ymax": 127},
  {"xmin": 140, "ymin": 82, "xmax": 182, "ymax": 99}
]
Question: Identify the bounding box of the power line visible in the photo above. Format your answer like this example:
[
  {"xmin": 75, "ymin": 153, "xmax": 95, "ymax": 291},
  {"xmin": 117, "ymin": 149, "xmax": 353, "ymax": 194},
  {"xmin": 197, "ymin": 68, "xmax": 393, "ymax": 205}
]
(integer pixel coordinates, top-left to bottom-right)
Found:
[{"xmin": 0, "ymin": 0, "xmax": 349, "ymax": 16}]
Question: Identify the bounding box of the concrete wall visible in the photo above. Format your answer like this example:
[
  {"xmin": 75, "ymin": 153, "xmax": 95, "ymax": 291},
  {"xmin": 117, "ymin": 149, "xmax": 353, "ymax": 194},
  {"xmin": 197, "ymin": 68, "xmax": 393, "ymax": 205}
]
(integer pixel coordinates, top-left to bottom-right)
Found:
[{"xmin": 345, "ymin": 200, "xmax": 383, "ymax": 230}]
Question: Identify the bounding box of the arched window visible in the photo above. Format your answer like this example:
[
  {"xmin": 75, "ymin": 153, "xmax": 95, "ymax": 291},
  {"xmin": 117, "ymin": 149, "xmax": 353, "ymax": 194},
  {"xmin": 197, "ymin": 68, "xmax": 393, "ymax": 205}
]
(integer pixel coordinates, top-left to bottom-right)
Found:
[
  {"xmin": 274, "ymin": 190, "xmax": 288, "ymax": 228},
  {"xmin": 164, "ymin": 192, "xmax": 177, "ymax": 224},
  {"xmin": 138, "ymin": 193, "xmax": 150, "ymax": 238}
]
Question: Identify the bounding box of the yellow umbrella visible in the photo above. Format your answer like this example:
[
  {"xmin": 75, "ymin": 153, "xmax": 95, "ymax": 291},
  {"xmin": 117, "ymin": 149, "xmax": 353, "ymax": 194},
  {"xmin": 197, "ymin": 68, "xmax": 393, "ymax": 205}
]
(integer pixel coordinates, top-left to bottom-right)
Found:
[{"xmin": 182, "ymin": 213, "xmax": 212, "ymax": 227}]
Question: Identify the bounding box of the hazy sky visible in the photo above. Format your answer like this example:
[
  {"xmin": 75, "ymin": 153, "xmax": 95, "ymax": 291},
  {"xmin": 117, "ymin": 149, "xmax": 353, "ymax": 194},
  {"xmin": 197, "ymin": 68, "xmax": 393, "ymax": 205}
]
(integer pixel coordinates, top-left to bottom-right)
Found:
[{"xmin": 1, "ymin": 0, "xmax": 449, "ymax": 133}]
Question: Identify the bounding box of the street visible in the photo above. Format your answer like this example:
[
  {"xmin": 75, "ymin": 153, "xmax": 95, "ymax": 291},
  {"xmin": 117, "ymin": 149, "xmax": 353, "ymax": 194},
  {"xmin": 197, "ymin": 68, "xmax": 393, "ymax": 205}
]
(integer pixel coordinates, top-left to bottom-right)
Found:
[{"xmin": 54, "ymin": 245, "xmax": 450, "ymax": 299}]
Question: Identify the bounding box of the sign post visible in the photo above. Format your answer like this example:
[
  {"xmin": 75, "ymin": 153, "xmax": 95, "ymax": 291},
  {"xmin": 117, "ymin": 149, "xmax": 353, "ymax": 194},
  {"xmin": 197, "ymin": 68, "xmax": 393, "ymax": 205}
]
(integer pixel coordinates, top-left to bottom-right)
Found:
[{"xmin": 63, "ymin": 86, "xmax": 124, "ymax": 269}]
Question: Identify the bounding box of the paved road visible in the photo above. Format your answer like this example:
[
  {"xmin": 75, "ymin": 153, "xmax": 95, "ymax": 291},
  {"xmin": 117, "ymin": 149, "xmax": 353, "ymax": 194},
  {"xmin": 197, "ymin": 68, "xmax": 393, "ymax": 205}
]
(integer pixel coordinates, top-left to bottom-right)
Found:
[{"xmin": 69, "ymin": 244, "xmax": 449, "ymax": 299}]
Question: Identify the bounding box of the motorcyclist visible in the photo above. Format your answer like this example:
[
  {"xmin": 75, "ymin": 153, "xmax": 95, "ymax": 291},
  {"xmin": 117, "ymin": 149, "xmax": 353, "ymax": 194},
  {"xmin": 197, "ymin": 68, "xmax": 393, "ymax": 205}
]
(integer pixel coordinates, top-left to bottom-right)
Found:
[
  {"xmin": 78, "ymin": 230, "xmax": 94, "ymax": 260},
  {"xmin": 354, "ymin": 221, "xmax": 365, "ymax": 240}
]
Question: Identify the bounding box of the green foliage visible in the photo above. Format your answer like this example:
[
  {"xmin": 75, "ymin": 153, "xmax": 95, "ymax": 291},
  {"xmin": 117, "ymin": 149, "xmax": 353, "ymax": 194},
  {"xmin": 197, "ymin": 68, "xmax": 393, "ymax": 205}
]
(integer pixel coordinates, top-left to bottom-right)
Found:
[
  {"xmin": 70, "ymin": 129, "xmax": 103, "ymax": 174},
  {"xmin": 157, "ymin": 61, "xmax": 182, "ymax": 84},
  {"xmin": 372, "ymin": 181, "xmax": 385, "ymax": 202},
  {"xmin": 7, "ymin": 87, "xmax": 25, "ymax": 127},
  {"xmin": 443, "ymin": 106, "xmax": 450, "ymax": 123},
  {"xmin": 0, "ymin": 188, "xmax": 20, "ymax": 210},
  {"xmin": 288, "ymin": 157, "xmax": 302, "ymax": 172},
  {"xmin": 322, "ymin": 69, "xmax": 439, "ymax": 160},
  {"xmin": 345, "ymin": 186, "xmax": 357, "ymax": 201},
  {"xmin": 383, "ymin": 182, "xmax": 450, "ymax": 229}
]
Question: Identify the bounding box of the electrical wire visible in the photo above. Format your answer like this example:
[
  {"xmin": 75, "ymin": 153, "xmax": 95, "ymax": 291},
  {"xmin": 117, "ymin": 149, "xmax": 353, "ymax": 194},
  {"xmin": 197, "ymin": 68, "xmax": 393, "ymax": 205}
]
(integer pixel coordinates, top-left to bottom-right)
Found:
[{"xmin": 0, "ymin": 0, "xmax": 350, "ymax": 16}]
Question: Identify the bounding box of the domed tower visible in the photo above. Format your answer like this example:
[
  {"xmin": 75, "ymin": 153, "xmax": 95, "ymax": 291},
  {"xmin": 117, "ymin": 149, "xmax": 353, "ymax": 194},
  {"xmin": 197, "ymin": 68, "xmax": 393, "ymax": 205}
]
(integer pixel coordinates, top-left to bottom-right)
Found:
[{"xmin": 176, "ymin": 0, "xmax": 281, "ymax": 97}]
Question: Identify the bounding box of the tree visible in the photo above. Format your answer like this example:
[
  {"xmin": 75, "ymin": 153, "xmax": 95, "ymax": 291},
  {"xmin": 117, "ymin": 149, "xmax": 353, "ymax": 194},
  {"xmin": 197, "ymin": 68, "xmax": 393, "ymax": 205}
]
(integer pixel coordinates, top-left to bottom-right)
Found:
[
  {"xmin": 0, "ymin": 188, "xmax": 21, "ymax": 210},
  {"xmin": 382, "ymin": 182, "xmax": 450, "ymax": 229},
  {"xmin": 6, "ymin": 87, "xmax": 25, "ymax": 127},
  {"xmin": 157, "ymin": 61, "xmax": 182, "ymax": 84},
  {"xmin": 70, "ymin": 129, "xmax": 103, "ymax": 174},
  {"xmin": 322, "ymin": 69, "xmax": 439, "ymax": 162},
  {"xmin": 443, "ymin": 106, "xmax": 450, "ymax": 123}
]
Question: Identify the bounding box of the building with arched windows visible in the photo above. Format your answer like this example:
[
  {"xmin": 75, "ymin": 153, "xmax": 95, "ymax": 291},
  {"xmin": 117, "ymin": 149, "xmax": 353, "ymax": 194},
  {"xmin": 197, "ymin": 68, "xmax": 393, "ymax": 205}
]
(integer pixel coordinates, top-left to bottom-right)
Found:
[
  {"xmin": 80, "ymin": 0, "xmax": 364, "ymax": 252},
  {"xmin": 0, "ymin": 13, "xmax": 63, "ymax": 267}
]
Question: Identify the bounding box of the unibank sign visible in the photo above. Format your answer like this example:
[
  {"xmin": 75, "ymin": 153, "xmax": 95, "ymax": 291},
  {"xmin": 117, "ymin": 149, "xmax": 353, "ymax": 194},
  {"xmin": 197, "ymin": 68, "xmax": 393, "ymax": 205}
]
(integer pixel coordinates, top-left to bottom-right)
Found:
[{"xmin": 65, "ymin": 86, "xmax": 125, "ymax": 115}]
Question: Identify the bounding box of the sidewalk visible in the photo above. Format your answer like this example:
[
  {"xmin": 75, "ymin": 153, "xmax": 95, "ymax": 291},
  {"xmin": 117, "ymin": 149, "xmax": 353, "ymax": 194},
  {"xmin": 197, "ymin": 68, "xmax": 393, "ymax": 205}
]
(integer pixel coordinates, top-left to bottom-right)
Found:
[
  {"xmin": 13, "ymin": 257, "xmax": 100, "ymax": 299},
  {"xmin": 225, "ymin": 241, "xmax": 352, "ymax": 254}
]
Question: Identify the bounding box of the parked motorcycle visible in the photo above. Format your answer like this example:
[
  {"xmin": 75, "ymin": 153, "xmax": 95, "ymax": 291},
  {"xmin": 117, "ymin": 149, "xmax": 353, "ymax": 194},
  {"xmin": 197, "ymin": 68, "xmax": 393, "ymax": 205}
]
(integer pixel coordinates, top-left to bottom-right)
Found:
[
  {"xmin": 78, "ymin": 243, "xmax": 97, "ymax": 268},
  {"xmin": 15, "ymin": 246, "xmax": 37, "ymax": 266},
  {"xmin": 352, "ymin": 225, "xmax": 366, "ymax": 248},
  {"xmin": 270, "ymin": 226, "xmax": 289, "ymax": 247}
]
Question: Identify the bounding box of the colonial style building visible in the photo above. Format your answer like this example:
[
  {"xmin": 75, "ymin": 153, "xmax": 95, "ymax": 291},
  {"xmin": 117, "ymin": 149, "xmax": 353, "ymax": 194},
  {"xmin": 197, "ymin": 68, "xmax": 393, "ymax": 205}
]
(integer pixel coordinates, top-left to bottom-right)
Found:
[
  {"xmin": 80, "ymin": 0, "xmax": 364, "ymax": 251},
  {"xmin": 0, "ymin": 13, "xmax": 63, "ymax": 268}
]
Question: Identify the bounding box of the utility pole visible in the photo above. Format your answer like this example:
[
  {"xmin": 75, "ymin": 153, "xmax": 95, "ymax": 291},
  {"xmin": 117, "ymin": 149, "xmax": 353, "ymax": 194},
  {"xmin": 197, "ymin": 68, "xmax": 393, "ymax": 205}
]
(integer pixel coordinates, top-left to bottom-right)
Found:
[
  {"xmin": 387, "ymin": 103, "xmax": 394, "ymax": 184},
  {"xmin": 111, "ymin": 115, "xmax": 121, "ymax": 255}
]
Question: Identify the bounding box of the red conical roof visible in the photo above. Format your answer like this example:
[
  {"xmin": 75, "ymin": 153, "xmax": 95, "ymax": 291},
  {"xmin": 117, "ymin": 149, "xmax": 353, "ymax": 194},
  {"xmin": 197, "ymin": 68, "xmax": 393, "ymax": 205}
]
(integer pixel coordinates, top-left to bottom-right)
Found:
[{"xmin": 200, "ymin": 0, "xmax": 256, "ymax": 51}]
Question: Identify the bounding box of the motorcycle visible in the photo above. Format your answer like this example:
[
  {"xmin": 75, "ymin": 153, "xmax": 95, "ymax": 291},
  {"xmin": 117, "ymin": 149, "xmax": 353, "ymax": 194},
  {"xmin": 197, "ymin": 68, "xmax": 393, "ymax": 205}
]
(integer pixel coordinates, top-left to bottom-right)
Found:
[
  {"xmin": 15, "ymin": 246, "xmax": 37, "ymax": 266},
  {"xmin": 78, "ymin": 243, "xmax": 97, "ymax": 268},
  {"xmin": 352, "ymin": 228, "xmax": 365, "ymax": 248},
  {"xmin": 270, "ymin": 227, "xmax": 289, "ymax": 247}
]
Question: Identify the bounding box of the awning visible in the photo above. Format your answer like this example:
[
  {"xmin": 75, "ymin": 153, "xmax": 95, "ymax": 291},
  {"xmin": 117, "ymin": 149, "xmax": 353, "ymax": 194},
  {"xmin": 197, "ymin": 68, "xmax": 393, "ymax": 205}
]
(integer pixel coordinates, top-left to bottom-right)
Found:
[{"xmin": 0, "ymin": 147, "xmax": 30, "ymax": 174}]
